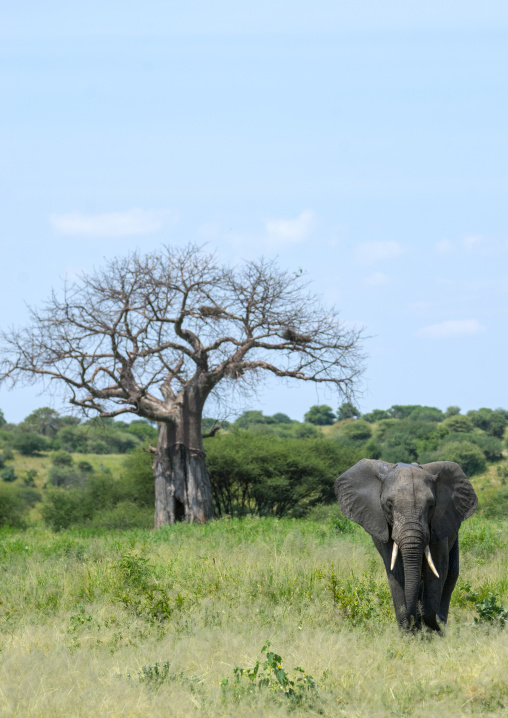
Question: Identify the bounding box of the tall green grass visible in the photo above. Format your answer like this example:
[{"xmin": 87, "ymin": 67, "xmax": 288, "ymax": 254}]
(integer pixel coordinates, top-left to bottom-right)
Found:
[{"xmin": 0, "ymin": 514, "xmax": 507, "ymax": 716}]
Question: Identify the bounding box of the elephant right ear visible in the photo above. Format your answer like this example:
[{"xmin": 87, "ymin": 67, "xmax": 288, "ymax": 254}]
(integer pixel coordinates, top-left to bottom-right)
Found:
[{"xmin": 334, "ymin": 459, "xmax": 395, "ymax": 542}]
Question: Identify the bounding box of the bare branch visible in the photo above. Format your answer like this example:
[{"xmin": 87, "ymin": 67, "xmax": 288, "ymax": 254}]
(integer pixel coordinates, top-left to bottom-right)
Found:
[{"xmin": 0, "ymin": 244, "xmax": 365, "ymax": 421}]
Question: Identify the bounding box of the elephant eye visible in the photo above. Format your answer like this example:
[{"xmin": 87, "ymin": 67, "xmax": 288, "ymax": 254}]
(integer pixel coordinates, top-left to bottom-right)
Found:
[{"xmin": 386, "ymin": 500, "xmax": 393, "ymax": 512}]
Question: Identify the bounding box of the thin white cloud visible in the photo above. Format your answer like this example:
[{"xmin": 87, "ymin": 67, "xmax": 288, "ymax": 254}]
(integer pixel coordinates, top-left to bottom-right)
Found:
[
  {"xmin": 265, "ymin": 209, "xmax": 314, "ymax": 245},
  {"xmin": 50, "ymin": 208, "xmax": 174, "ymax": 237},
  {"xmin": 415, "ymin": 319, "xmax": 485, "ymax": 339},
  {"xmin": 363, "ymin": 272, "xmax": 390, "ymax": 286},
  {"xmin": 463, "ymin": 234, "xmax": 485, "ymax": 252},
  {"xmin": 355, "ymin": 241, "xmax": 404, "ymax": 265},
  {"xmin": 436, "ymin": 238, "xmax": 454, "ymax": 254}
]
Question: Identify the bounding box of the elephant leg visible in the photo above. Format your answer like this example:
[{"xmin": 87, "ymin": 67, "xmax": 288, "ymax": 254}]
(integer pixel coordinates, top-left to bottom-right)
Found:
[
  {"xmin": 421, "ymin": 539, "xmax": 449, "ymax": 631},
  {"xmin": 439, "ymin": 536, "xmax": 459, "ymax": 623},
  {"xmin": 373, "ymin": 538, "xmax": 411, "ymax": 630}
]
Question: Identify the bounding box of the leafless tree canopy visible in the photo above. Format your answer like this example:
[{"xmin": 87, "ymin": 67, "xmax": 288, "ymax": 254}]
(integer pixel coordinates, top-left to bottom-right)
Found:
[{"xmin": 0, "ymin": 245, "xmax": 365, "ymax": 420}]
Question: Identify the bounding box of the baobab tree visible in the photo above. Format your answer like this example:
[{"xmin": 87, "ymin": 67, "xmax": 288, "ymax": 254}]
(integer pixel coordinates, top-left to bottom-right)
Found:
[{"xmin": 0, "ymin": 244, "xmax": 364, "ymax": 527}]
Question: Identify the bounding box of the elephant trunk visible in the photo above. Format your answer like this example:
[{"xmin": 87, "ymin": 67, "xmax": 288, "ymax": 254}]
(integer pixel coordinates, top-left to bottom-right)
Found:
[{"xmin": 399, "ymin": 529, "xmax": 425, "ymax": 628}]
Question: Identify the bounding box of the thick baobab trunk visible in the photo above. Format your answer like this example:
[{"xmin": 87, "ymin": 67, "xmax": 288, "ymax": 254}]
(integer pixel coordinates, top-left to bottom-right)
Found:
[{"xmin": 153, "ymin": 411, "xmax": 213, "ymax": 528}]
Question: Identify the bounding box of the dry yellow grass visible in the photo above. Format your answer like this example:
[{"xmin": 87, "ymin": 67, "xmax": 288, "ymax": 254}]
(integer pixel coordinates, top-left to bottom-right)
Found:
[{"xmin": 0, "ymin": 515, "xmax": 506, "ymax": 717}]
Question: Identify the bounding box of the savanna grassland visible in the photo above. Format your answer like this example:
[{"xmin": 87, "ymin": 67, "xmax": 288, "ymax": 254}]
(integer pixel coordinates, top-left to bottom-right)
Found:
[{"xmin": 1, "ymin": 511, "xmax": 507, "ymax": 718}]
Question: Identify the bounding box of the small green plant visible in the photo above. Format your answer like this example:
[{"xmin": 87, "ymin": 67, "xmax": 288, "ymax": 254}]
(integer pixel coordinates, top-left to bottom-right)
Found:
[
  {"xmin": 23, "ymin": 469, "xmax": 38, "ymax": 486},
  {"xmin": 474, "ymin": 593, "xmax": 508, "ymax": 627},
  {"xmin": 114, "ymin": 551, "xmax": 183, "ymax": 622},
  {"xmin": 330, "ymin": 514, "xmax": 356, "ymax": 534},
  {"xmin": 460, "ymin": 583, "xmax": 508, "ymax": 627},
  {"xmin": 319, "ymin": 565, "xmax": 386, "ymax": 625},
  {"xmin": 220, "ymin": 641, "xmax": 317, "ymax": 706},
  {"xmin": 68, "ymin": 604, "xmax": 93, "ymax": 630},
  {"xmin": 132, "ymin": 661, "xmax": 171, "ymax": 684}
]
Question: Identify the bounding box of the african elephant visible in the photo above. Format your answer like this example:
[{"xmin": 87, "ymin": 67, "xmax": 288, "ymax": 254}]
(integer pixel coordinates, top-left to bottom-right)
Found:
[{"xmin": 334, "ymin": 459, "xmax": 478, "ymax": 631}]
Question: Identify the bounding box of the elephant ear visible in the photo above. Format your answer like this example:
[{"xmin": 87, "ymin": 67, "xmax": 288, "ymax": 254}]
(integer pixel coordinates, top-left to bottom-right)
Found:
[
  {"xmin": 422, "ymin": 461, "xmax": 478, "ymax": 542},
  {"xmin": 334, "ymin": 459, "xmax": 395, "ymax": 542}
]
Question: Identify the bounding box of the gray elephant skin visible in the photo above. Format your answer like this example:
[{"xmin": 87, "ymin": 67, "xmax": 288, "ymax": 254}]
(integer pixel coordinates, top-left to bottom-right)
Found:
[{"xmin": 334, "ymin": 459, "xmax": 478, "ymax": 631}]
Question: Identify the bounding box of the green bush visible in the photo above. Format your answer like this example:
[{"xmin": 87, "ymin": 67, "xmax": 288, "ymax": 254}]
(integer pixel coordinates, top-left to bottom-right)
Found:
[
  {"xmin": 50, "ymin": 449, "xmax": 74, "ymax": 466},
  {"xmin": 2, "ymin": 447, "xmax": 14, "ymax": 461},
  {"xmin": 88, "ymin": 501, "xmax": 153, "ymax": 530},
  {"xmin": 0, "ymin": 484, "xmax": 38, "ymax": 527},
  {"xmin": 440, "ymin": 432, "xmax": 503, "ymax": 462},
  {"xmin": 339, "ymin": 420, "xmax": 372, "ymax": 442},
  {"xmin": 1, "ymin": 466, "xmax": 17, "ymax": 482},
  {"xmin": 444, "ymin": 415, "xmax": 474, "ymax": 433},
  {"xmin": 438, "ymin": 441, "xmax": 486, "ymax": 476},
  {"xmin": 48, "ymin": 465, "xmax": 84, "ymax": 488},
  {"xmin": 42, "ymin": 488, "xmax": 92, "ymax": 530},
  {"xmin": 362, "ymin": 409, "xmax": 389, "ymax": 423},
  {"xmin": 304, "ymin": 405, "xmax": 336, "ymax": 426},
  {"xmin": 205, "ymin": 432, "xmax": 361, "ymax": 517},
  {"xmin": 468, "ymin": 408, "xmax": 507, "ymax": 439},
  {"xmin": 14, "ymin": 432, "xmax": 47, "ymax": 456}
]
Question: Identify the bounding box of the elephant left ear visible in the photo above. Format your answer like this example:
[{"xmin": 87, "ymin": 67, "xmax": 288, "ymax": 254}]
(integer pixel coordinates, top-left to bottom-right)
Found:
[{"xmin": 422, "ymin": 461, "xmax": 478, "ymax": 542}]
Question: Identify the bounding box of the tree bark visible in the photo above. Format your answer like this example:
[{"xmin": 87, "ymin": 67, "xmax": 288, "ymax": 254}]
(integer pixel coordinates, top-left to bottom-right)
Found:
[{"xmin": 153, "ymin": 400, "xmax": 214, "ymax": 527}]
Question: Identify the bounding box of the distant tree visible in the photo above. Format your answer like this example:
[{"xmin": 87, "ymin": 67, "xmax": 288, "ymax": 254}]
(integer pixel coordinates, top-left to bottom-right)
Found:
[
  {"xmin": 304, "ymin": 405, "xmax": 336, "ymax": 426},
  {"xmin": 387, "ymin": 405, "xmax": 422, "ymax": 420},
  {"xmin": 443, "ymin": 415, "xmax": 474, "ymax": 433},
  {"xmin": 438, "ymin": 441, "xmax": 486, "ymax": 476},
  {"xmin": 14, "ymin": 432, "xmax": 47, "ymax": 456},
  {"xmin": 235, "ymin": 410, "xmax": 271, "ymax": 428},
  {"xmin": 467, "ymin": 408, "xmax": 507, "ymax": 439},
  {"xmin": 50, "ymin": 450, "xmax": 74, "ymax": 467},
  {"xmin": 22, "ymin": 407, "xmax": 61, "ymax": 437},
  {"xmin": 336, "ymin": 402, "xmax": 361, "ymax": 421},
  {"xmin": 445, "ymin": 406, "xmax": 461, "ymax": 418},
  {"xmin": 271, "ymin": 413, "xmax": 295, "ymax": 424},
  {"xmin": 0, "ymin": 409, "xmax": 5, "ymax": 427},
  {"xmin": 0, "ymin": 245, "xmax": 364, "ymax": 527},
  {"xmin": 362, "ymin": 409, "xmax": 389, "ymax": 423},
  {"xmin": 339, "ymin": 420, "xmax": 372, "ymax": 442},
  {"xmin": 407, "ymin": 406, "xmax": 444, "ymax": 423}
]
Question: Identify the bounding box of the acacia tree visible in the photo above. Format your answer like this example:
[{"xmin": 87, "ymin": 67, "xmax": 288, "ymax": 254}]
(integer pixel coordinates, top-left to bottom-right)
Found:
[{"xmin": 0, "ymin": 245, "xmax": 364, "ymax": 527}]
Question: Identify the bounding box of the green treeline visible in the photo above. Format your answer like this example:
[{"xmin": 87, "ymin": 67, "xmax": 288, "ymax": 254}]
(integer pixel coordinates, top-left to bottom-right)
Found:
[{"xmin": 0, "ymin": 403, "xmax": 507, "ymax": 530}]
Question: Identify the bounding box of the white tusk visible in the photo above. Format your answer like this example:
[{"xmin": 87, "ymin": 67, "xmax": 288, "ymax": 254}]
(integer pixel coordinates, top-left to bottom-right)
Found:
[
  {"xmin": 390, "ymin": 542, "xmax": 399, "ymax": 571},
  {"xmin": 425, "ymin": 546, "xmax": 440, "ymax": 578}
]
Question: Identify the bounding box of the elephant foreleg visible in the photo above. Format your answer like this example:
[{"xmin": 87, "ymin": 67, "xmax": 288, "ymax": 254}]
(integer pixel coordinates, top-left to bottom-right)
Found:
[
  {"xmin": 421, "ymin": 539, "xmax": 449, "ymax": 631},
  {"xmin": 373, "ymin": 538, "xmax": 412, "ymax": 630},
  {"xmin": 439, "ymin": 536, "xmax": 459, "ymax": 623}
]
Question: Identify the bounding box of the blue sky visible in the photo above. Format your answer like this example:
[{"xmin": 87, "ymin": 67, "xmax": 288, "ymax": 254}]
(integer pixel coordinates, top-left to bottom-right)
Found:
[{"xmin": 1, "ymin": 2, "xmax": 508, "ymax": 423}]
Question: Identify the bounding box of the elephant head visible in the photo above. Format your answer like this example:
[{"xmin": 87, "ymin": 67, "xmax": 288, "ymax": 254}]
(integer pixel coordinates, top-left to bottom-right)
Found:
[{"xmin": 334, "ymin": 459, "xmax": 477, "ymax": 625}]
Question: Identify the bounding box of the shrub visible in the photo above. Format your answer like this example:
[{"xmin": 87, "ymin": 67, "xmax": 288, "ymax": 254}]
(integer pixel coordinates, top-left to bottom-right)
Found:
[
  {"xmin": 14, "ymin": 432, "xmax": 47, "ymax": 456},
  {"xmin": 42, "ymin": 488, "xmax": 92, "ymax": 530},
  {"xmin": 205, "ymin": 432, "xmax": 361, "ymax": 517},
  {"xmin": 444, "ymin": 415, "xmax": 474, "ymax": 433},
  {"xmin": 336, "ymin": 402, "xmax": 361, "ymax": 421},
  {"xmin": 2, "ymin": 447, "xmax": 14, "ymax": 461},
  {"xmin": 468, "ymin": 408, "xmax": 507, "ymax": 439},
  {"xmin": 89, "ymin": 501, "xmax": 152, "ymax": 529},
  {"xmin": 50, "ymin": 450, "xmax": 74, "ymax": 466},
  {"xmin": 407, "ymin": 406, "xmax": 444, "ymax": 422},
  {"xmin": 339, "ymin": 420, "xmax": 372, "ymax": 442},
  {"xmin": 23, "ymin": 469, "xmax": 38, "ymax": 486},
  {"xmin": 362, "ymin": 409, "xmax": 389, "ymax": 423},
  {"xmin": 0, "ymin": 484, "xmax": 38, "ymax": 527},
  {"xmin": 438, "ymin": 441, "xmax": 486, "ymax": 476},
  {"xmin": 1, "ymin": 466, "xmax": 17, "ymax": 482},
  {"xmin": 304, "ymin": 405, "xmax": 336, "ymax": 426},
  {"xmin": 48, "ymin": 465, "xmax": 84, "ymax": 488}
]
